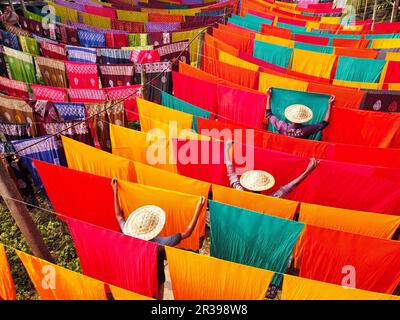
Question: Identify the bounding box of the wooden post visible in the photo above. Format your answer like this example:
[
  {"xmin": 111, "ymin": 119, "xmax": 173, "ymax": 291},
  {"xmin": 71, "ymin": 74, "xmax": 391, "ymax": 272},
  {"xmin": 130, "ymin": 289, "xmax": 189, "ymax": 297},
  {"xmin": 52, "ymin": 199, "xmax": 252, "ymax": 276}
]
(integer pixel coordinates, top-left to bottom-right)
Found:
[
  {"xmin": 196, "ymin": 31, "xmax": 205, "ymax": 69},
  {"xmin": 363, "ymin": 0, "xmax": 369, "ymax": 20},
  {"xmin": 19, "ymin": 0, "xmax": 27, "ymax": 13},
  {"xmin": 141, "ymin": 69, "xmax": 147, "ymax": 100},
  {"xmin": 0, "ymin": 157, "xmax": 54, "ymax": 262},
  {"xmin": 391, "ymin": 0, "xmax": 399, "ymax": 22},
  {"xmin": 371, "ymin": 0, "xmax": 378, "ymax": 30}
]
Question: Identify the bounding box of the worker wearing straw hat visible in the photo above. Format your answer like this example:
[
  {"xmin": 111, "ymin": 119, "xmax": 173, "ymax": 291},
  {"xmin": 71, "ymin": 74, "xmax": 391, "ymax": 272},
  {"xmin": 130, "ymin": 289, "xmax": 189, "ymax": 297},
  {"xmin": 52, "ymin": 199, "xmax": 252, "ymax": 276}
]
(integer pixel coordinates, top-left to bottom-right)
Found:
[
  {"xmin": 225, "ymin": 140, "xmax": 319, "ymax": 197},
  {"xmin": 266, "ymin": 87, "xmax": 335, "ymax": 139},
  {"xmin": 111, "ymin": 178, "xmax": 205, "ymax": 300}
]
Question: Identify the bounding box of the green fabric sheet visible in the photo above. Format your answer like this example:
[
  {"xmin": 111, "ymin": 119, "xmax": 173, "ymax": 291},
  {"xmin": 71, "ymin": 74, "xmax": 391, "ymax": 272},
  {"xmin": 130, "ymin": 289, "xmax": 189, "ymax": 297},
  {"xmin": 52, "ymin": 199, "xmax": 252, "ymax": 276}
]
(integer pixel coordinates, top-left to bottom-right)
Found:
[
  {"xmin": 253, "ymin": 40, "xmax": 293, "ymax": 69},
  {"xmin": 294, "ymin": 41, "xmax": 334, "ymax": 54},
  {"xmin": 209, "ymin": 201, "xmax": 304, "ymax": 274},
  {"xmin": 228, "ymin": 14, "xmax": 261, "ymax": 32},
  {"xmin": 19, "ymin": 36, "xmax": 40, "ymax": 56},
  {"xmin": 4, "ymin": 47, "xmax": 36, "ymax": 84},
  {"xmin": 161, "ymin": 91, "xmax": 211, "ymax": 132},
  {"xmin": 269, "ymin": 87, "xmax": 331, "ymax": 140},
  {"xmin": 244, "ymin": 13, "xmax": 273, "ymax": 26},
  {"xmin": 334, "ymin": 56, "xmax": 386, "ymax": 83},
  {"xmin": 276, "ymin": 22, "xmax": 306, "ymax": 33}
]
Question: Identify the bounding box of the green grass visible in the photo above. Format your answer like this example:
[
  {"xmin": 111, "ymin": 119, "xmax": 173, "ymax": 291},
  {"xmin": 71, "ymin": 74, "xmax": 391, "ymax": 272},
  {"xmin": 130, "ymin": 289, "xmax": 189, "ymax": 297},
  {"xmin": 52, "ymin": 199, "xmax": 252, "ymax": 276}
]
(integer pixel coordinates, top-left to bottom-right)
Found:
[{"xmin": 0, "ymin": 197, "xmax": 80, "ymax": 300}]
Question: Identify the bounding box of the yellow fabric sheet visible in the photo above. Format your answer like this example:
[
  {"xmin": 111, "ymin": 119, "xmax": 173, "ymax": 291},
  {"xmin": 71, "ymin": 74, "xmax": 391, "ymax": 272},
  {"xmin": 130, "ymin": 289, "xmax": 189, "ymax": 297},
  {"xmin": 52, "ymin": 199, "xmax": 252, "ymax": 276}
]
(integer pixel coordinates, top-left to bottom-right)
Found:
[
  {"xmin": 165, "ymin": 246, "xmax": 274, "ymax": 300},
  {"xmin": 0, "ymin": 244, "xmax": 16, "ymax": 300},
  {"xmin": 388, "ymin": 83, "xmax": 400, "ymax": 90},
  {"xmin": 282, "ymin": 274, "xmax": 400, "ymax": 300},
  {"xmin": 259, "ymin": 72, "xmax": 309, "ymax": 92},
  {"xmin": 118, "ymin": 180, "xmax": 202, "ymax": 250},
  {"xmin": 16, "ymin": 250, "xmax": 107, "ymax": 300},
  {"xmin": 116, "ymin": 9, "xmax": 148, "ymax": 22},
  {"xmin": 332, "ymin": 79, "xmax": 382, "ymax": 90},
  {"xmin": 320, "ymin": 17, "xmax": 341, "ymax": 24},
  {"xmin": 255, "ymin": 34, "xmax": 295, "ymax": 48},
  {"xmin": 109, "ymin": 284, "xmax": 153, "ymax": 300},
  {"xmin": 172, "ymin": 28, "xmax": 203, "ymax": 66},
  {"xmin": 385, "ymin": 52, "xmax": 400, "ymax": 61},
  {"xmin": 137, "ymin": 98, "xmax": 193, "ymax": 137},
  {"xmin": 81, "ymin": 12, "xmax": 111, "ymax": 29},
  {"xmin": 370, "ymin": 38, "xmax": 400, "ymax": 49},
  {"xmin": 305, "ymin": 21, "xmax": 320, "ymax": 32},
  {"xmin": 134, "ymin": 162, "xmax": 210, "ymax": 237},
  {"xmin": 219, "ymin": 50, "xmax": 259, "ymax": 71},
  {"xmin": 61, "ymin": 135, "xmax": 136, "ymax": 181},
  {"xmin": 212, "ymin": 184, "xmax": 298, "ymax": 220},
  {"xmin": 52, "ymin": 3, "xmax": 78, "ymax": 23},
  {"xmin": 291, "ymin": 49, "xmax": 336, "ymax": 79},
  {"xmin": 109, "ymin": 124, "xmax": 177, "ymax": 173},
  {"xmin": 299, "ymin": 202, "xmax": 400, "ymax": 239}
]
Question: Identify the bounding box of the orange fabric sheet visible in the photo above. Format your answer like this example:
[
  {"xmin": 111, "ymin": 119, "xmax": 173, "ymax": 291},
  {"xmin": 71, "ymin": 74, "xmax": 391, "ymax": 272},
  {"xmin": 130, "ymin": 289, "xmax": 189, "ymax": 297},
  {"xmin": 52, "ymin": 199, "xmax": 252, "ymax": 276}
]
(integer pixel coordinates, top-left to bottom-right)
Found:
[
  {"xmin": 62, "ymin": 135, "xmax": 136, "ymax": 181},
  {"xmin": 165, "ymin": 246, "xmax": 274, "ymax": 300},
  {"xmin": 109, "ymin": 124, "xmax": 177, "ymax": 173},
  {"xmin": 0, "ymin": 244, "xmax": 16, "ymax": 300},
  {"xmin": 334, "ymin": 47, "xmax": 378, "ymax": 59},
  {"xmin": 261, "ymin": 24, "xmax": 292, "ymax": 39},
  {"xmin": 118, "ymin": 180, "xmax": 202, "ymax": 251},
  {"xmin": 16, "ymin": 250, "xmax": 107, "ymax": 300},
  {"xmin": 109, "ymin": 284, "xmax": 153, "ymax": 300},
  {"xmin": 214, "ymin": 25, "xmax": 254, "ymax": 54},
  {"xmin": 307, "ymin": 82, "xmax": 364, "ymax": 109},
  {"xmin": 212, "ymin": 184, "xmax": 298, "ymax": 220}
]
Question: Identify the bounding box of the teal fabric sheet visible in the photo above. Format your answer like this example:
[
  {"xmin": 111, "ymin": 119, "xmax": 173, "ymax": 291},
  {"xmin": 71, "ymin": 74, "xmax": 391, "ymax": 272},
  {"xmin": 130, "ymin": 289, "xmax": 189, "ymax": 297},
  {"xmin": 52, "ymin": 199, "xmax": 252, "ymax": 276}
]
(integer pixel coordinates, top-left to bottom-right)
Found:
[
  {"xmin": 294, "ymin": 41, "xmax": 334, "ymax": 54},
  {"xmin": 334, "ymin": 56, "xmax": 386, "ymax": 83},
  {"xmin": 253, "ymin": 40, "xmax": 293, "ymax": 68}
]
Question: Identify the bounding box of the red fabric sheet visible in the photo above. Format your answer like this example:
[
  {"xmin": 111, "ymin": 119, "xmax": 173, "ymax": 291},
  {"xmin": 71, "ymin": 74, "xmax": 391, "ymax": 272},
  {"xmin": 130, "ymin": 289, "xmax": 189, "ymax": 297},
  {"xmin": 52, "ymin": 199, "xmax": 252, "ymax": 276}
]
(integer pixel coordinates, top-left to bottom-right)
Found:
[
  {"xmin": 84, "ymin": 5, "xmax": 116, "ymax": 19},
  {"xmin": 383, "ymin": 61, "xmax": 400, "ymax": 84},
  {"xmin": 331, "ymin": 38, "xmax": 370, "ymax": 49},
  {"xmin": 373, "ymin": 21, "xmax": 400, "ymax": 33},
  {"xmin": 322, "ymin": 107, "xmax": 400, "ymax": 148},
  {"xmin": 65, "ymin": 62, "xmax": 99, "ymax": 89},
  {"xmin": 334, "ymin": 47, "xmax": 378, "ymax": 59},
  {"xmin": 105, "ymin": 85, "xmax": 142, "ymax": 121},
  {"xmin": 197, "ymin": 117, "xmax": 400, "ymax": 168},
  {"xmin": 300, "ymin": 226, "xmax": 400, "ymax": 294},
  {"xmin": 67, "ymin": 88, "xmax": 106, "ymax": 102},
  {"xmin": 217, "ymin": 85, "xmax": 266, "ymax": 128},
  {"xmin": 31, "ymin": 84, "xmax": 67, "ymax": 102},
  {"xmin": 172, "ymin": 71, "xmax": 218, "ymax": 115},
  {"xmin": 212, "ymin": 27, "xmax": 254, "ymax": 55},
  {"xmin": 294, "ymin": 34, "xmax": 329, "ymax": 46},
  {"xmin": 307, "ymin": 82, "xmax": 364, "ymax": 109},
  {"xmin": 239, "ymin": 52, "xmax": 288, "ymax": 74},
  {"xmin": 261, "ymin": 24, "xmax": 293, "ymax": 40},
  {"xmin": 34, "ymin": 160, "xmax": 120, "ymax": 231},
  {"xmin": 67, "ymin": 218, "xmax": 158, "ymax": 298},
  {"xmin": 277, "ymin": 16, "xmax": 307, "ymax": 27},
  {"xmin": 105, "ymin": 33, "xmax": 128, "ymax": 48}
]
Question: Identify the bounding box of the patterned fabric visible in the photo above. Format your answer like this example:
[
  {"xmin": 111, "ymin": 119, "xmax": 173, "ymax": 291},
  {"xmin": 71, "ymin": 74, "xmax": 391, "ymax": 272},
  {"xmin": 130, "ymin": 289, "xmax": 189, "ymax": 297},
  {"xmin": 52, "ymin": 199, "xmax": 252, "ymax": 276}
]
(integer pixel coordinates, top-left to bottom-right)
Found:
[
  {"xmin": 77, "ymin": 29, "xmax": 106, "ymax": 48},
  {"xmin": 148, "ymin": 32, "xmax": 171, "ymax": 47},
  {"xmin": 53, "ymin": 102, "xmax": 86, "ymax": 121},
  {"xmin": 35, "ymin": 56, "xmax": 68, "ymax": 88},
  {"xmin": 40, "ymin": 42, "xmax": 67, "ymax": 60},
  {"xmin": 134, "ymin": 61, "xmax": 172, "ymax": 104},
  {"xmin": 0, "ymin": 76, "xmax": 28, "ymax": 98},
  {"xmin": 4, "ymin": 46, "xmax": 37, "ymax": 84},
  {"xmin": 98, "ymin": 64, "xmax": 134, "ymax": 88},
  {"xmin": 0, "ymin": 123, "xmax": 33, "ymax": 140},
  {"xmin": 56, "ymin": 24, "xmax": 80, "ymax": 45},
  {"xmin": 145, "ymin": 22, "xmax": 181, "ymax": 32},
  {"xmin": 86, "ymin": 101, "xmax": 125, "ymax": 151},
  {"xmin": 105, "ymin": 33, "xmax": 128, "ymax": 48},
  {"xmin": 105, "ymin": 85, "xmax": 142, "ymax": 121},
  {"xmin": 31, "ymin": 84, "xmax": 67, "ymax": 102},
  {"xmin": 66, "ymin": 45, "xmax": 97, "ymax": 64},
  {"xmin": 0, "ymin": 50, "xmax": 8, "ymax": 78},
  {"xmin": 130, "ymin": 49, "xmax": 161, "ymax": 64},
  {"xmin": 4, "ymin": 24, "xmax": 30, "ymax": 37},
  {"xmin": 111, "ymin": 20, "xmax": 144, "ymax": 33},
  {"xmin": 67, "ymin": 88, "xmax": 106, "ymax": 102},
  {"xmin": 156, "ymin": 40, "xmax": 190, "ymax": 70},
  {"xmin": 98, "ymin": 48, "xmax": 132, "ymax": 64},
  {"xmin": 360, "ymin": 90, "xmax": 400, "ymax": 113},
  {"xmin": 11, "ymin": 135, "xmax": 66, "ymax": 190},
  {"xmin": 19, "ymin": 36, "xmax": 40, "ymax": 56},
  {"xmin": 0, "ymin": 30, "xmax": 20, "ymax": 50},
  {"xmin": 65, "ymin": 61, "xmax": 99, "ymax": 89}
]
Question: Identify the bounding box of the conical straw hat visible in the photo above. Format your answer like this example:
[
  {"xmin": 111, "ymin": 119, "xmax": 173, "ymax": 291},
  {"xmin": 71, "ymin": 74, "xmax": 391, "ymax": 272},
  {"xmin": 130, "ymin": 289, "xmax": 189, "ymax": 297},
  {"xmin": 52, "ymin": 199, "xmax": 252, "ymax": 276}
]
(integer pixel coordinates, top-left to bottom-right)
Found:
[
  {"xmin": 284, "ymin": 104, "xmax": 313, "ymax": 124},
  {"xmin": 240, "ymin": 170, "xmax": 275, "ymax": 192},
  {"xmin": 123, "ymin": 205, "xmax": 166, "ymax": 241}
]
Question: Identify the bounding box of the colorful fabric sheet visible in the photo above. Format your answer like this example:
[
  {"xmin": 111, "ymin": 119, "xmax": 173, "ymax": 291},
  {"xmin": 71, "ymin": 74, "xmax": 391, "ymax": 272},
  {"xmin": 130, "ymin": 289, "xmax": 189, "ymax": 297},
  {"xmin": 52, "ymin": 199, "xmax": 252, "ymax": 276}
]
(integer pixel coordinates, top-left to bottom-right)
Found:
[
  {"xmin": 109, "ymin": 124, "xmax": 177, "ymax": 173},
  {"xmin": 67, "ymin": 218, "xmax": 158, "ymax": 298},
  {"xmin": 105, "ymin": 85, "xmax": 142, "ymax": 122},
  {"xmin": 299, "ymin": 226, "xmax": 400, "ymax": 294},
  {"xmin": 16, "ymin": 250, "xmax": 107, "ymax": 300},
  {"xmin": 118, "ymin": 180, "xmax": 202, "ymax": 251},
  {"xmin": 40, "ymin": 42, "xmax": 67, "ymax": 60},
  {"xmin": 77, "ymin": 29, "xmax": 106, "ymax": 47},
  {"xmin": 291, "ymin": 49, "xmax": 336, "ymax": 79},
  {"xmin": 269, "ymin": 88, "xmax": 330, "ymax": 140},
  {"xmin": 99, "ymin": 64, "xmax": 134, "ymax": 88},
  {"xmin": 98, "ymin": 48, "xmax": 132, "ymax": 64},
  {"xmin": 0, "ymin": 244, "xmax": 16, "ymax": 300},
  {"xmin": 334, "ymin": 56, "xmax": 386, "ymax": 83},
  {"xmin": 210, "ymin": 201, "xmax": 304, "ymax": 273},
  {"xmin": 66, "ymin": 45, "xmax": 97, "ymax": 64},
  {"xmin": 212, "ymin": 184, "xmax": 298, "ymax": 220},
  {"xmin": 253, "ymin": 40, "xmax": 293, "ymax": 68},
  {"xmin": 360, "ymin": 90, "xmax": 400, "ymax": 112},
  {"xmin": 67, "ymin": 88, "xmax": 106, "ymax": 102},
  {"xmin": 65, "ymin": 61, "xmax": 99, "ymax": 89},
  {"xmin": 19, "ymin": 36, "xmax": 40, "ymax": 56},
  {"xmin": 217, "ymin": 85, "xmax": 266, "ymax": 128},
  {"xmin": 61, "ymin": 135, "xmax": 136, "ymax": 181},
  {"xmin": 0, "ymin": 76, "xmax": 29, "ymax": 98},
  {"xmin": 259, "ymin": 72, "xmax": 308, "ymax": 93},
  {"xmin": 282, "ymin": 275, "xmax": 400, "ymax": 300},
  {"xmin": 31, "ymin": 84, "xmax": 67, "ymax": 102},
  {"xmin": 4, "ymin": 46, "xmax": 36, "ymax": 84},
  {"xmin": 109, "ymin": 285, "xmax": 153, "ymax": 300},
  {"xmin": 35, "ymin": 56, "xmax": 68, "ymax": 88},
  {"xmin": 166, "ymin": 246, "xmax": 274, "ymax": 300}
]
